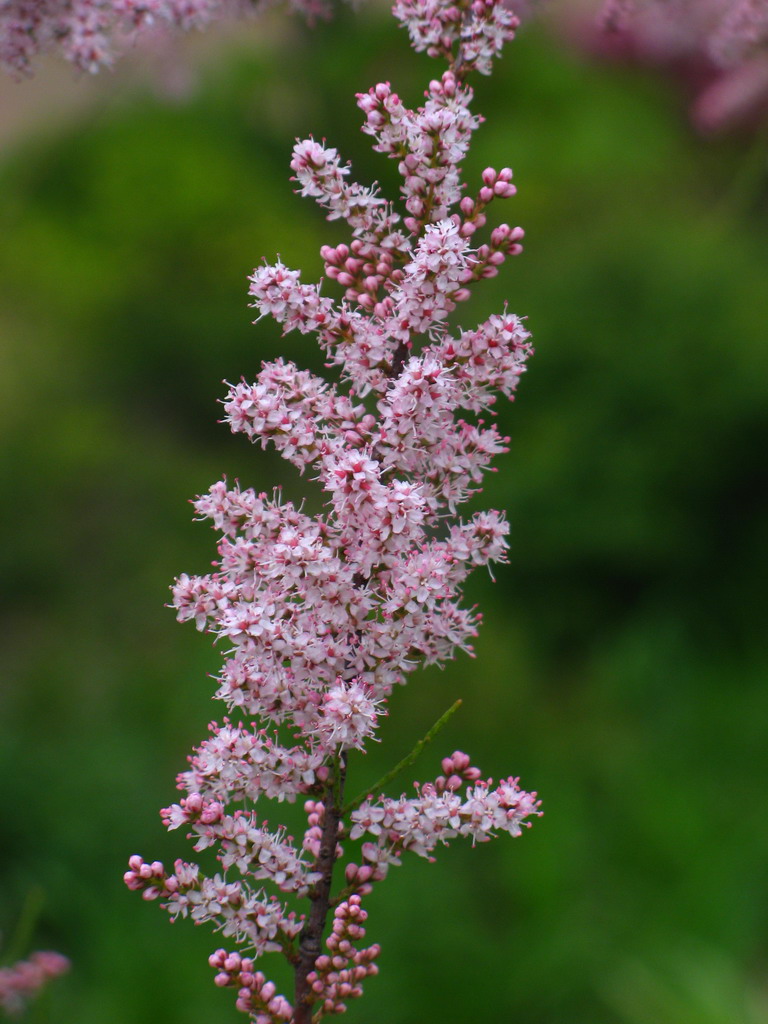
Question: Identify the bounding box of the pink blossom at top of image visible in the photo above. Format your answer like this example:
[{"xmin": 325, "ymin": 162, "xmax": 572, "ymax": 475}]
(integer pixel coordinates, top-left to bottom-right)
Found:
[{"xmin": 596, "ymin": 0, "xmax": 768, "ymax": 132}]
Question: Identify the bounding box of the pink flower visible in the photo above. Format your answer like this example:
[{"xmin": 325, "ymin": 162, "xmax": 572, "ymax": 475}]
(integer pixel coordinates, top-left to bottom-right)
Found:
[{"xmin": 314, "ymin": 679, "xmax": 384, "ymax": 751}]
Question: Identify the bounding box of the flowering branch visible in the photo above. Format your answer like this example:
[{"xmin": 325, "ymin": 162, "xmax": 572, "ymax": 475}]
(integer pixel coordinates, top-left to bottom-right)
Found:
[{"xmin": 126, "ymin": 0, "xmax": 541, "ymax": 1019}]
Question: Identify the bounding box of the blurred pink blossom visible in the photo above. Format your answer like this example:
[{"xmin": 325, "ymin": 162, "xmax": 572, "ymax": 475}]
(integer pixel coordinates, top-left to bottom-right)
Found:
[
  {"xmin": 0, "ymin": 950, "xmax": 69, "ymax": 1016},
  {"xmin": 594, "ymin": 0, "xmax": 768, "ymax": 131},
  {"xmin": 0, "ymin": 0, "xmax": 332, "ymax": 75}
]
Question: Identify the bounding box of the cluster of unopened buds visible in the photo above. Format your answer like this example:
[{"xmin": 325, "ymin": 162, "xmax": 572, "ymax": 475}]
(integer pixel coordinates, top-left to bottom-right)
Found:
[
  {"xmin": 126, "ymin": 0, "xmax": 542, "ymax": 1020},
  {"xmin": 302, "ymin": 897, "xmax": 380, "ymax": 1017},
  {"xmin": 209, "ymin": 949, "xmax": 294, "ymax": 1023}
]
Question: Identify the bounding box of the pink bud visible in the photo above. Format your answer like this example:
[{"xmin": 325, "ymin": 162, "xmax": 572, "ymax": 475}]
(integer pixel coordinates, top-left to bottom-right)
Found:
[
  {"xmin": 185, "ymin": 792, "xmax": 203, "ymax": 813},
  {"xmin": 491, "ymin": 224, "xmax": 511, "ymax": 246},
  {"xmin": 200, "ymin": 801, "xmax": 223, "ymax": 824}
]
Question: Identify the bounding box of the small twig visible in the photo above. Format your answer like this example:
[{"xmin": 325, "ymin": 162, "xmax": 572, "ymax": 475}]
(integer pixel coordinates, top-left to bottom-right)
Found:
[{"xmin": 343, "ymin": 698, "xmax": 463, "ymax": 815}]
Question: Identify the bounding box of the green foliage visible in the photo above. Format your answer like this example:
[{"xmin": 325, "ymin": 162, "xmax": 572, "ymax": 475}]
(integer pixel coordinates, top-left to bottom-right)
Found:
[{"xmin": 0, "ymin": 12, "xmax": 766, "ymax": 1023}]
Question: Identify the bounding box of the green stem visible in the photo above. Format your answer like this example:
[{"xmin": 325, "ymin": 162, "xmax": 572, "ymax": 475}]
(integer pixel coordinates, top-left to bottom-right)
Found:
[
  {"xmin": 343, "ymin": 698, "xmax": 463, "ymax": 815},
  {"xmin": 2, "ymin": 886, "xmax": 44, "ymax": 966}
]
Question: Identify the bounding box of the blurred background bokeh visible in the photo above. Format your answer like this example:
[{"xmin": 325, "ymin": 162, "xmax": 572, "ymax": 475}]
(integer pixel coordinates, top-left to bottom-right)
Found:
[{"xmin": 1, "ymin": 3, "xmax": 767, "ymax": 1022}]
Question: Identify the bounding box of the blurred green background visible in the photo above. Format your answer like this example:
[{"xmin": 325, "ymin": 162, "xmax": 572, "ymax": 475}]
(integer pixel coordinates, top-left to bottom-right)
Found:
[{"xmin": 1, "ymin": 6, "xmax": 767, "ymax": 1023}]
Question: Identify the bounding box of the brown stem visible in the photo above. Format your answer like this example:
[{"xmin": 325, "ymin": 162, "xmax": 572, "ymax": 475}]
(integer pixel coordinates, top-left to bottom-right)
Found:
[
  {"xmin": 449, "ymin": 0, "xmax": 476, "ymax": 80},
  {"xmin": 293, "ymin": 755, "xmax": 347, "ymax": 1023},
  {"xmin": 388, "ymin": 339, "xmax": 410, "ymax": 380}
]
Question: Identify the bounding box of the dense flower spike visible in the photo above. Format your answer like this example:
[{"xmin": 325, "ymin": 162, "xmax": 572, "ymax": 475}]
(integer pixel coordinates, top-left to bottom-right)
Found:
[{"xmin": 127, "ymin": 0, "xmax": 541, "ymax": 1021}]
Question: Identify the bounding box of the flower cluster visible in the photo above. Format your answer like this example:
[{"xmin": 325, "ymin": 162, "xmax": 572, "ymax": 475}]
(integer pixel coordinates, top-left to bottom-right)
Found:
[
  {"xmin": 127, "ymin": 0, "xmax": 541, "ymax": 1020},
  {"xmin": 0, "ymin": 0, "xmax": 331, "ymax": 75},
  {"xmin": 393, "ymin": 0, "xmax": 521, "ymax": 75},
  {"xmin": 350, "ymin": 753, "xmax": 541, "ymax": 872},
  {"xmin": 0, "ymin": 950, "xmax": 69, "ymax": 1016}
]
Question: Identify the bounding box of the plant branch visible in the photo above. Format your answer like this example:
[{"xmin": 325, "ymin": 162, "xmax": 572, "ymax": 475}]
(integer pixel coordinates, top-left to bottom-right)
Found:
[
  {"xmin": 343, "ymin": 698, "xmax": 463, "ymax": 815},
  {"xmin": 293, "ymin": 753, "xmax": 348, "ymax": 1023}
]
